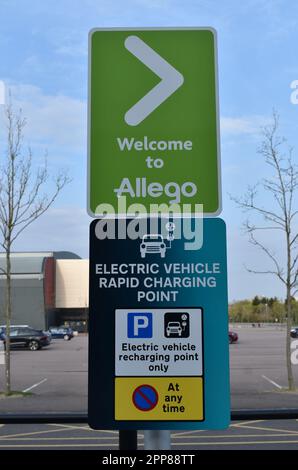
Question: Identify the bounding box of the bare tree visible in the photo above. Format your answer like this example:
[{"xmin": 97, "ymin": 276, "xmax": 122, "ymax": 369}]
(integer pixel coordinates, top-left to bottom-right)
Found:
[
  {"xmin": 231, "ymin": 112, "xmax": 298, "ymax": 391},
  {"xmin": 0, "ymin": 102, "xmax": 70, "ymax": 395}
]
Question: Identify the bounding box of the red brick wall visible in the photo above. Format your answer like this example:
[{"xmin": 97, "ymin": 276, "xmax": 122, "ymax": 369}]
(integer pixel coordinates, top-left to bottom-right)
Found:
[{"xmin": 44, "ymin": 257, "xmax": 55, "ymax": 308}]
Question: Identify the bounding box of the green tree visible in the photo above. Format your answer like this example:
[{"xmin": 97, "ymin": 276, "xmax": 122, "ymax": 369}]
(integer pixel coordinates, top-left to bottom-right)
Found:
[
  {"xmin": 252, "ymin": 295, "xmax": 261, "ymax": 306},
  {"xmin": 268, "ymin": 297, "xmax": 277, "ymax": 308}
]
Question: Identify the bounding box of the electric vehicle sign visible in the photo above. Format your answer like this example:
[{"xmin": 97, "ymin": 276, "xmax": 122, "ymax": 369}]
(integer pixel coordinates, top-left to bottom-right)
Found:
[
  {"xmin": 115, "ymin": 308, "xmax": 203, "ymax": 377},
  {"xmin": 88, "ymin": 28, "xmax": 221, "ymax": 216},
  {"xmin": 88, "ymin": 218, "xmax": 230, "ymax": 430}
]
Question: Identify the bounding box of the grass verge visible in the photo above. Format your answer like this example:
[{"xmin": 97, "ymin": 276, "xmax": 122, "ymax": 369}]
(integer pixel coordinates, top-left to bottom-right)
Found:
[{"xmin": 0, "ymin": 391, "xmax": 33, "ymax": 398}]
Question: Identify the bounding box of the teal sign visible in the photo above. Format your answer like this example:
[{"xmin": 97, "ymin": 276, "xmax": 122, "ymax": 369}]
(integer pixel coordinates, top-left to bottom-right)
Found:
[
  {"xmin": 88, "ymin": 217, "xmax": 230, "ymax": 430},
  {"xmin": 88, "ymin": 28, "xmax": 221, "ymax": 217}
]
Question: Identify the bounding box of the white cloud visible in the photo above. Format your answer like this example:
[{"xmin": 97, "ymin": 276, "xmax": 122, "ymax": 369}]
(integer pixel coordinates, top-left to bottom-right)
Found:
[
  {"xmin": 5, "ymin": 83, "xmax": 87, "ymax": 153},
  {"xmin": 0, "ymin": 81, "xmax": 5, "ymax": 105},
  {"xmin": 12, "ymin": 206, "xmax": 91, "ymax": 259},
  {"xmin": 220, "ymin": 115, "xmax": 270, "ymax": 136}
]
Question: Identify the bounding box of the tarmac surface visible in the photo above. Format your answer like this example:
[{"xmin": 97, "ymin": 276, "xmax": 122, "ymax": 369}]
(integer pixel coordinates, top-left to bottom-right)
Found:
[
  {"xmin": 1, "ymin": 326, "xmax": 298, "ymax": 412},
  {"xmin": 0, "ymin": 420, "xmax": 298, "ymax": 450},
  {"xmin": 0, "ymin": 327, "xmax": 298, "ymax": 450}
]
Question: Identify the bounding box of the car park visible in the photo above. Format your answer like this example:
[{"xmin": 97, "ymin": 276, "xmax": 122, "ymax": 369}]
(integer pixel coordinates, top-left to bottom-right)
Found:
[
  {"xmin": 0, "ymin": 326, "xmax": 51, "ymax": 351},
  {"xmin": 49, "ymin": 326, "xmax": 74, "ymax": 341},
  {"xmin": 290, "ymin": 327, "xmax": 298, "ymax": 338},
  {"xmin": 229, "ymin": 331, "xmax": 238, "ymax": 344}
]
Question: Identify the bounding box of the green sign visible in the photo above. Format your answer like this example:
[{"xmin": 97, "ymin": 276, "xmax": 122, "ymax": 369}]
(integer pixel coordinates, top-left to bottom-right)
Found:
[{"xmin": 88, "ymin": 28, "xmax": 221, "ymax": 216}]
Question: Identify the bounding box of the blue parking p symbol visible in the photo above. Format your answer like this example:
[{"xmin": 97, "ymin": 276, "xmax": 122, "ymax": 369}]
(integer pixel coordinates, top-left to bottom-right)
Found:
[{"xmin": 127, "ymin": 312, "xmax": 153, "ymax": 338}]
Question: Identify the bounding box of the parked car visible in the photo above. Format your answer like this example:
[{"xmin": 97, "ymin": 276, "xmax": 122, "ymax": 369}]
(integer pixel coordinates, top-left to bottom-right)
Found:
[
  {"xmin": 229, "ymin": 331, "xmax": 238, "ymax": 344},
  {"xmin": 290, "ymin": 327, "xmax": 298, "ymax": 338},
  {"xmin": 63, "ymin": 321, "xmax": 86, "ymax": 333},
  {"xmin": 0, "ymin": 326, "xmax": 51, "ymax": 351},
  {"xmin": 49, "ymin": 326, "xmax": 74, "ymax": 341},
  {"xmin": 0, "ymin": 325, "xmax": 28, "ymax": 340}
]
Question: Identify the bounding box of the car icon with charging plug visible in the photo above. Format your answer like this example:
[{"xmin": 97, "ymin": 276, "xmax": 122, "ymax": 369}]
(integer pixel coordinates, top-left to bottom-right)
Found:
[
  {"xmin": 140, "ymin": 234, "xmax": 166, "ymax": 258},
  {"xmin": 166, "ymin": 321, "xmax": 183, "ymax": 337}
]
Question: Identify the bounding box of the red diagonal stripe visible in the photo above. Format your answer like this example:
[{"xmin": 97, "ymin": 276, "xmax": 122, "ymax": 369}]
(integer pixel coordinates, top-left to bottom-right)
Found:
[{"xmin": 137, "ymin": 387, "xmax": 155, "ymax": 407}]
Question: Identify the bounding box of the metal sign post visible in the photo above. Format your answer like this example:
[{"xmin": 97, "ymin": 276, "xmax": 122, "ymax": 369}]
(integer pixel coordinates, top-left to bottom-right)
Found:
[
  {"xmin": 144, "ymin": 430, "xmax": 171, "ymax": 450},
  {"xmin": 119, "ymin": 430, "xmax": 138, "ymax": 450}
]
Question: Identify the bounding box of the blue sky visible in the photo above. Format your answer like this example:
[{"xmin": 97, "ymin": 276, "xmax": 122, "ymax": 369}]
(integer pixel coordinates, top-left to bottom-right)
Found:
[{"xmin": 0, "ymin": 0, "xmax": 298, "ymax": 301}]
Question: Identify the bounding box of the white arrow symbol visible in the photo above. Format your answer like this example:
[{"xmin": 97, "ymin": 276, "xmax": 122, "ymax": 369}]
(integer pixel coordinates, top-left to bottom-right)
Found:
[{"xmin": 124, "ymin": 35, "xmax": 184, "ymax": 126}]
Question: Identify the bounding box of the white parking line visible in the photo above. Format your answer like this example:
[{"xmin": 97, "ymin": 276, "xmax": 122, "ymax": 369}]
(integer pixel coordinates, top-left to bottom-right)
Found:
[
  {"xmin": 48, "ymin": 424, "xmax": 119, "ymax": 434},
  {"xmin": 262, "ymin": 375, "xmax": 283, "ymax": 390},
  {"xmin": 171, "ymin": 429, "xmax": 206, "ymax": 437},
  {"xmin": 22, "ymin": 378, "xmax": 47, "ymax": 393},
  {"xmin": 232, "ymin": 420, "xmax": 265, "ymax": 428}
]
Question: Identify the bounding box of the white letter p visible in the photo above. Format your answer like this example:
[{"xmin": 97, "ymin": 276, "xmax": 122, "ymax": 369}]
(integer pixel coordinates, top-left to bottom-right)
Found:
[{"xmin": 134, "ymin": 315, "xmax": 149, "ymax": 336}]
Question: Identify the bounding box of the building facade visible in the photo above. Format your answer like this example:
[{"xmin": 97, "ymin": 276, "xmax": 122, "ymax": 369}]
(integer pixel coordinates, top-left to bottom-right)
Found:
[{"xmin": 0, "ymin": 252, "xmax": 89, "ymax": 331}]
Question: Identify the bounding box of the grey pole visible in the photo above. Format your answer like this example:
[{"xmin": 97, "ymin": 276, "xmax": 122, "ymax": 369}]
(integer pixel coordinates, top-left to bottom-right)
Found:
[{"xmin": 143, "ymin": 430, "xmax": 171, "ymax": 450}]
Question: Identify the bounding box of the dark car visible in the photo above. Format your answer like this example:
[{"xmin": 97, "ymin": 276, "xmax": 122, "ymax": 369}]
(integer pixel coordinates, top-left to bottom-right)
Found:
[
  {"xmin": 229, "ymin": 331, "xmax": 238, "ymax": 344},
  {"xmin": 290, "ymin": 327, "xmax": 298, "ymax": 338},
  {"xmin": 49, "ymin": 326, "xmax": 74, "ymax": 341},
  {"xmin": 0, "ymin": 324, "xmax": 29, "ymax": 339},
  {"xmin": 0, "ymin": 326, "xmax": 51, "ymax": 351}
]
